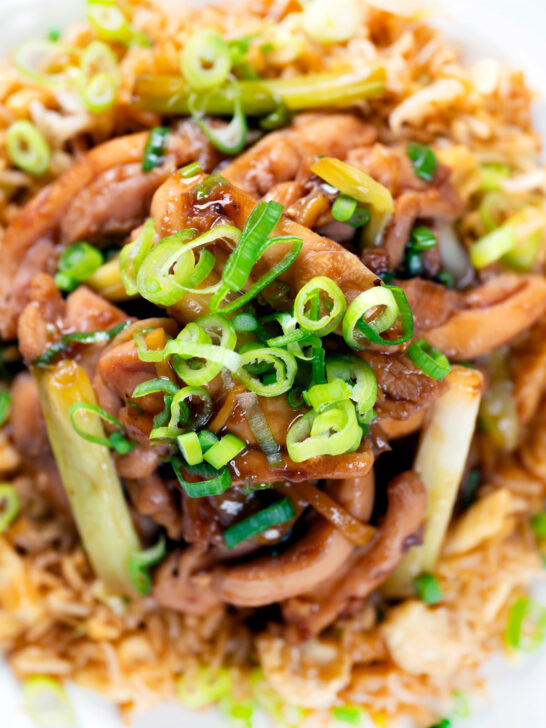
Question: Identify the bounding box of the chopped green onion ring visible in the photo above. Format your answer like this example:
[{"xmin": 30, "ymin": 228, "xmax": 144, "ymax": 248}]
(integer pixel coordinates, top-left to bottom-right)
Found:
[
  {"xmin": 34, "ymin": 321, "xmax": 130, "ymax": 366},
  {"xmin": 0, "ymin": 484, "xmax": 20, "ymax": 534},
  {"xmin": 177, "ymin": 666, "xmax": 232, "ymax": 709},
  {"xmin": 413, "ymin": 572, "xmax": 443, "ymax": 605},
  {"xmin": 236, "ymin": 347, "xmax": 297, "ymax": 397},
  {"xmin": 504, "ymin": 597, "xmax": 546, "ymax": 652},
  {"xmin": 177, "ymin": 432, "xmax": 203, "ymax": 466},
  {"xmin": 407, "ymin": 339, "xmax": 451, "ymax": 381},
  {"xmin": 6, "ymin": 120, "xmax": 50, "ymax": 176},
  {"xmin": 530, "ymin": 512, "xmax": 546, "ymax": 539},
  {"xmin": 326, "ymin": 354, "xmax": 377, "ymax": 414},
  {"xmin": 131, "ymin": 377, "xmax": 179, "ymax": 399},
  {"xmin": 343, "ymin": 285, "xmax": 413, "ymax": 348},
  {"xmin": 407, "ymin": 141, "xmax": 437, "ymax": 182},
  {"xmin": 128, "ymin": 535, "xmax": 167, "ymax": 595},
  {"xmin": 286, "ymin": 400, "xmax": 362, "ymax": 463},
  {"xmin": 203, "ymin": 433, "xmax": 245, "ymax": 469},
  {"xmin": 69, "ymin": 401, "xmax": 135, "ymax": 454},
  {"xmin": 222, "ymin": 497, "xmax": 295, "ymax": 549},
  {"xmin": 23, "ymin": 676, "xmax": 75, "ymax": 728},
  {"xmin": 181, "ymin": 30, "xmax": 232, "ymax": 90},
  {"xmin": 55, "ymin": 241, "xmax": 104, "ymax": 292},
  {"xmin": 304, "ymin": 380, "xmax": 353, "ymax": 412},
  {"xmin": 119, "ymin": 217, "xmax": 156, "ymax": 296},
  {"xmin": 142, "ymin": 126, "xmax": 170, "ymax": 172},
  {"xmin": 0, "ymin": 391, "xmax": 11, "ymax": 426},
  {"xmin": 172, "ymin": 457, "xmax": 232, "ymax": 498},
  {"xmin": 294, "ymin": 276, "xmax": 347, "ymax": 336},
  {"xmin": 13, "ymin": 39, "xmax": 79, "ymax": 86},
  {"xmin": 193, "ymin": 95, "xmax": 248, "ymax": 155}
]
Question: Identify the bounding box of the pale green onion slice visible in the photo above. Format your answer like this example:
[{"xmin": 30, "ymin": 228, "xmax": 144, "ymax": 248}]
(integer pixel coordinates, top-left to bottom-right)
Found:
[
  {"xmin": 177, "ymin": 666, "xmax": 232, "ymax": 709},
  {"xmin": 237, "ymin": 391, "xmax": 282, "ymax": 468},
  {"xmin": 172, "ymin": 458, "xmax": 232, "ymax": 498},
  {"xmin": 479, "ymin": 162, "xmax": 510, "ymax": 192},
  {"xmin": 407, "ymin": 339, "xmax": 451, "ymax": 381},
  {"xmin": 286, "ymin": 400, "xmax": 362, "ymax": 462},
  {"xmin": 326, "ymin": 354, "xmax": 377, "ymax": 414},
  {"xmin": 55, "ymin": 241, "xmax": 104, "ymax": 291},
  {"xmin": 236, "ymin": 347, "xmax": 297, "ymax": 397},
  {"xmin": 119, "ymin": 217, "xmax": 156, "ymax": 296},
  {"xmin": 222, "ymin": 498, "xmax": 295, "ymax": 549},
  {"xmin": 193, "ymin": 95, "xmax": 248, "ymax": 155},
  {"xmin": 504, "ymin": 597, "xmax": 546, "ymax": 652},
  {"xmin": 0, "ymin": 484, "xmax": 20, "ymax": 534},
  {"xmin": 181, "ymin": 30, "xmax": 232, "ymax": 89},
  {"xmin": 0, "ymin": 391, "xmax": 11, "ymax": 426},
  {"xmin": 157, "ymin": 386, "xmax": 213, "ymax": 439},
  {"xmin": 69, "ymin": 402, "xmax": 135, "ymax": 454},
  {"xmin": 304, "ymin": 380, "xmax": 353, "ymax": 412},
  {"xmin": 177, "ymin": 432, "xmax": 203, "ymax": 466},
  {"xmin": 136, "ymin": 225, "xmax": 240, "ymax": 306},
  {"xmin": 302, "ymin": 0, "xmax": 363, "ymax": 44},
  {"xmin": 6, "ymin": 120, "xmax": 51, "ymax": 176},
  {"xmin": 294, "ymin": 276, "xmax": 346, "ymax": 336},
  {"xmin": 128, "ymin": 535, "xmax": 166, "ymax": 595},
  {"xmin": 172, "ymin": 314, "xmax": 238, "ymax": 386},
  {"xmin": 79, "ymin": 41, "xmax": 118, "ymax": 113},
  {"xmin": 343, "ymin": 286, "xmax": 398, "ymax": 349},
  {"xmin": 470, "ymin": 225, "xmax": 516, "ymax": 269},
  {"xmin": 203, "ymin": 433, "xmax": 245, "ymax": 469},
  {"xmin": 131, "ymin": 377, "xmax": 179, "ymax": 399},
  {"xmin": 86, "ymin": 2, "xmax": 132, "ymax": 44},
  {"xmin": 13, "ymin": 39, "xmax": 79, "ymax": 86},
  {"xmin": 311, "ymin": 156, "xmax": 393, "ymax": 246},
  {"xmin": 23, "ymin": 676, "xmax": 75, "ymax": 728}
]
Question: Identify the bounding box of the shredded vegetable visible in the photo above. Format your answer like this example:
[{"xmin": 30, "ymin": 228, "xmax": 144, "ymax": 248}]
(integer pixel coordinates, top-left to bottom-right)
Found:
[{"xmin": 0, "ymin": 484, "xmax": 20, "ymax": 534}]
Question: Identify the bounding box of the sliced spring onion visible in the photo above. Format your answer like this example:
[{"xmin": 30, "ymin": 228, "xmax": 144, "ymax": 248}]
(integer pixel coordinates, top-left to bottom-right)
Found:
[
  {"xmin": 177, "ymin": 432, "xmax": 203, "ymax": 466},
  {"xmin": 343, "ymin": 285, "xmax": 413, "ymax": 348},
  {"xmin": 181, "ymin": 30, "xmax": 231, "ymax": 89},
  {"xmin": 159, "ymin": 386, "xmax": 213, "ymax": 438},
  {"xmin": 136, "ymin": 225, "xmax": 239, "ymax": 306},
  {"xmin": 260, "ymin": 103, "xmax": 291, "ymax": 130},
  {"xmin": 180, "ymin": 161, "xmax": 202, "ymax": 178},
  {"xmin": 134, "ymin": 66, "xmax": 385, "ymax": 116},
  {"xmin": 79, "ymin": 41, "xmax": 118, "ymax": 113},
  {"xmin": 470, "ymin": 224, "xmax": 516, "ymax": 269},
  {"xmin": 172, "ymin": 457, "xmax": 232, "ymax": 497},
  {"xmin": 479, "ymin": 191, "xmax": 522, "ymax": 233},
  {"xmin": 13, "ymin": 39, "xmax": 79, "ymax": 86},
  {"xmin": 128, "ymin": 535, "xmax": 167, "ymax": 595},
  {"xmin": 34, "ymin": 320, "xmax": 130, "ymax": 366},
  {"xmin": 198, "ymin": 429, "xmax": 219, "ymax": 452},
  {"xmin": 86, "ymin": 2, "xmax": 142, "ymax": 45},
  {"xmin": 203, "ymin": 433, "xmax": 245, "ymax": 469},
  {"xmin": 131, "ymin": 377, "xmax": 179, "ymax": 399},
  {"xmin": 331, "ymin": 194, "xmax": 357, "ymax": 222},
  {"xmin": 303, "ymin": 380, "xmax": 353, "ymax": 412},
  {"xmin": 294, "ymin": 276, "xmax": 346, "ymax": 336},
  {"xmin": 326, "ymin": 354, "xmax": 377, "ymax": 415},
  {"xmin": 193, "ymin": 95, "xmax": 248, "ymax": 155},
  {"xmin": 428, "ymin": 720, "xmax": 451, "ymax": 728},
  {"xmin": 0, "ymin": 390, "xmax": 11, "ymax": 425},
  {"xmin": 119, "ymin": 218, "xmax": 156, "ymax": 296},
  {"xmin": 409, "ymin": 225, "xmax": 437, "ymax": 251},
  {"xmin": 55, "ymin": 241, "xmax": 104, "ymax": 292},
  {"xmin": 531, "ymin": 512, "xmax": 546, "ymax": 539},
  {"xmin": 0, "ymin": 484, "xmax": 20, "ymax": 534},
  {"xmin": 169, "ymin": 316, "xmax": 239, "ymax": 385},
  {"xmin": 237, "ymin": 391, "xmax": 282, "ymax": 468},
  {"xmin": 311, "ymin": 345, "xmax": 326, "ymax": 385},
  {"xmin": 47, "ymin": 29, "xmax": 61, "ymax": 42},
  {"xmin": 6, "ymin": 120, "xmax": 50, "ymax": 176},
  {"xmin": 236, "ymin": 347, "xmax": 297, "ymax": 397},
  {"xmin": 331, "ymin": 706, "xmax": 364, "ymax": 724},
  {"xmin": 222, "ymin": 497, "xmax": 295, "ymax": 549},
  {"xmin": 413, "ymin": 573, "xmax": 443, "ymax": 605},
  {"xmin": 504, "ymin": 597, "xmax": 546, "ymax": 652},
  {"xmin": 142, "ymin": 126, "xmax": 169, "ymax": 171},
  {"xmin": 452, "ymin": 690, "xmax": 471, "ymax": 720},
  {"xmin": 302, "ymin": 0, "xmax": 363, "ymax": 44},
  {"xmin": 407, "ymin": 141, "xmax": 437, "ymax": 182},
  {"xmin": 177, "ymin": 666, "xmax": 232, "ymax": 709},
  {"xmin": 286, "ymin": 400, "xmax": 362, "ymax": 462},
  {"xmin": 479, "ymin": 162, "xmax": 510, "ymax": 192},
  {"xmin": 233, "ymin": 312, "xmax": 258, "ymax": 332},
  {"xmin": 69, "ymin": 402, "xmax": 135, "ymax": 454},
  {"xmin": 23, "ymin": 676, "xmax": 75, "ymax": 728},
  {"xmin": 219, "ymin": 696, "xmax": 255, "ymax": 728},
  {"xmin": 436, "ymin": 269, "xmax": 455, "ymax": 288},
  {"xmin": 407, "ymin": 339, "xmax": 451, "ymax": 381},
  {"xmin": 311, "ymin": 156, "xmax": 393, "ymax": 245}
]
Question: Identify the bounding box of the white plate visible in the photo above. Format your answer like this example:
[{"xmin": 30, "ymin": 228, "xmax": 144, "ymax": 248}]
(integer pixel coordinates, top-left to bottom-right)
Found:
[{"xmin": 0, "ymin": 1, "xmax": 545, "ymax": 726}]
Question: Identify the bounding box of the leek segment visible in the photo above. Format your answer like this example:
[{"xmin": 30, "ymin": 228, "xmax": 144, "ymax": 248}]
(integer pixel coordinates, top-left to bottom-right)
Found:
[
  {"xmin": 311, "ymin": 156, "xmax": 394, "ymax": 246},
  {"xmin": 34, "ymin": 360, "xmax": 141, "ymax": 596},
  {"xmin": 383, "ymin": 366, "xmax": 484, "ymax": 596}
]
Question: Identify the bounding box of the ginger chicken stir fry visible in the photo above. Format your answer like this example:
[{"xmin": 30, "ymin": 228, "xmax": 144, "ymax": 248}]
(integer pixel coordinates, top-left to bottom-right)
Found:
[{"xmin": 0, "ymin": 1, "xmax": 546, "ymax": 726}]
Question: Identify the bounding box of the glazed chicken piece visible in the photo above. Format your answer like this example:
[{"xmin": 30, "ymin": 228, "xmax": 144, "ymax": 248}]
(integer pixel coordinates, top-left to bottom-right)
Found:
[
  {"xmin": 222, "ymin": 113, "xmax": 377, "ymax": 197},
  {"xmin": 0, "ymin": 121, "xmax": 220, "ymax": 339}
]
